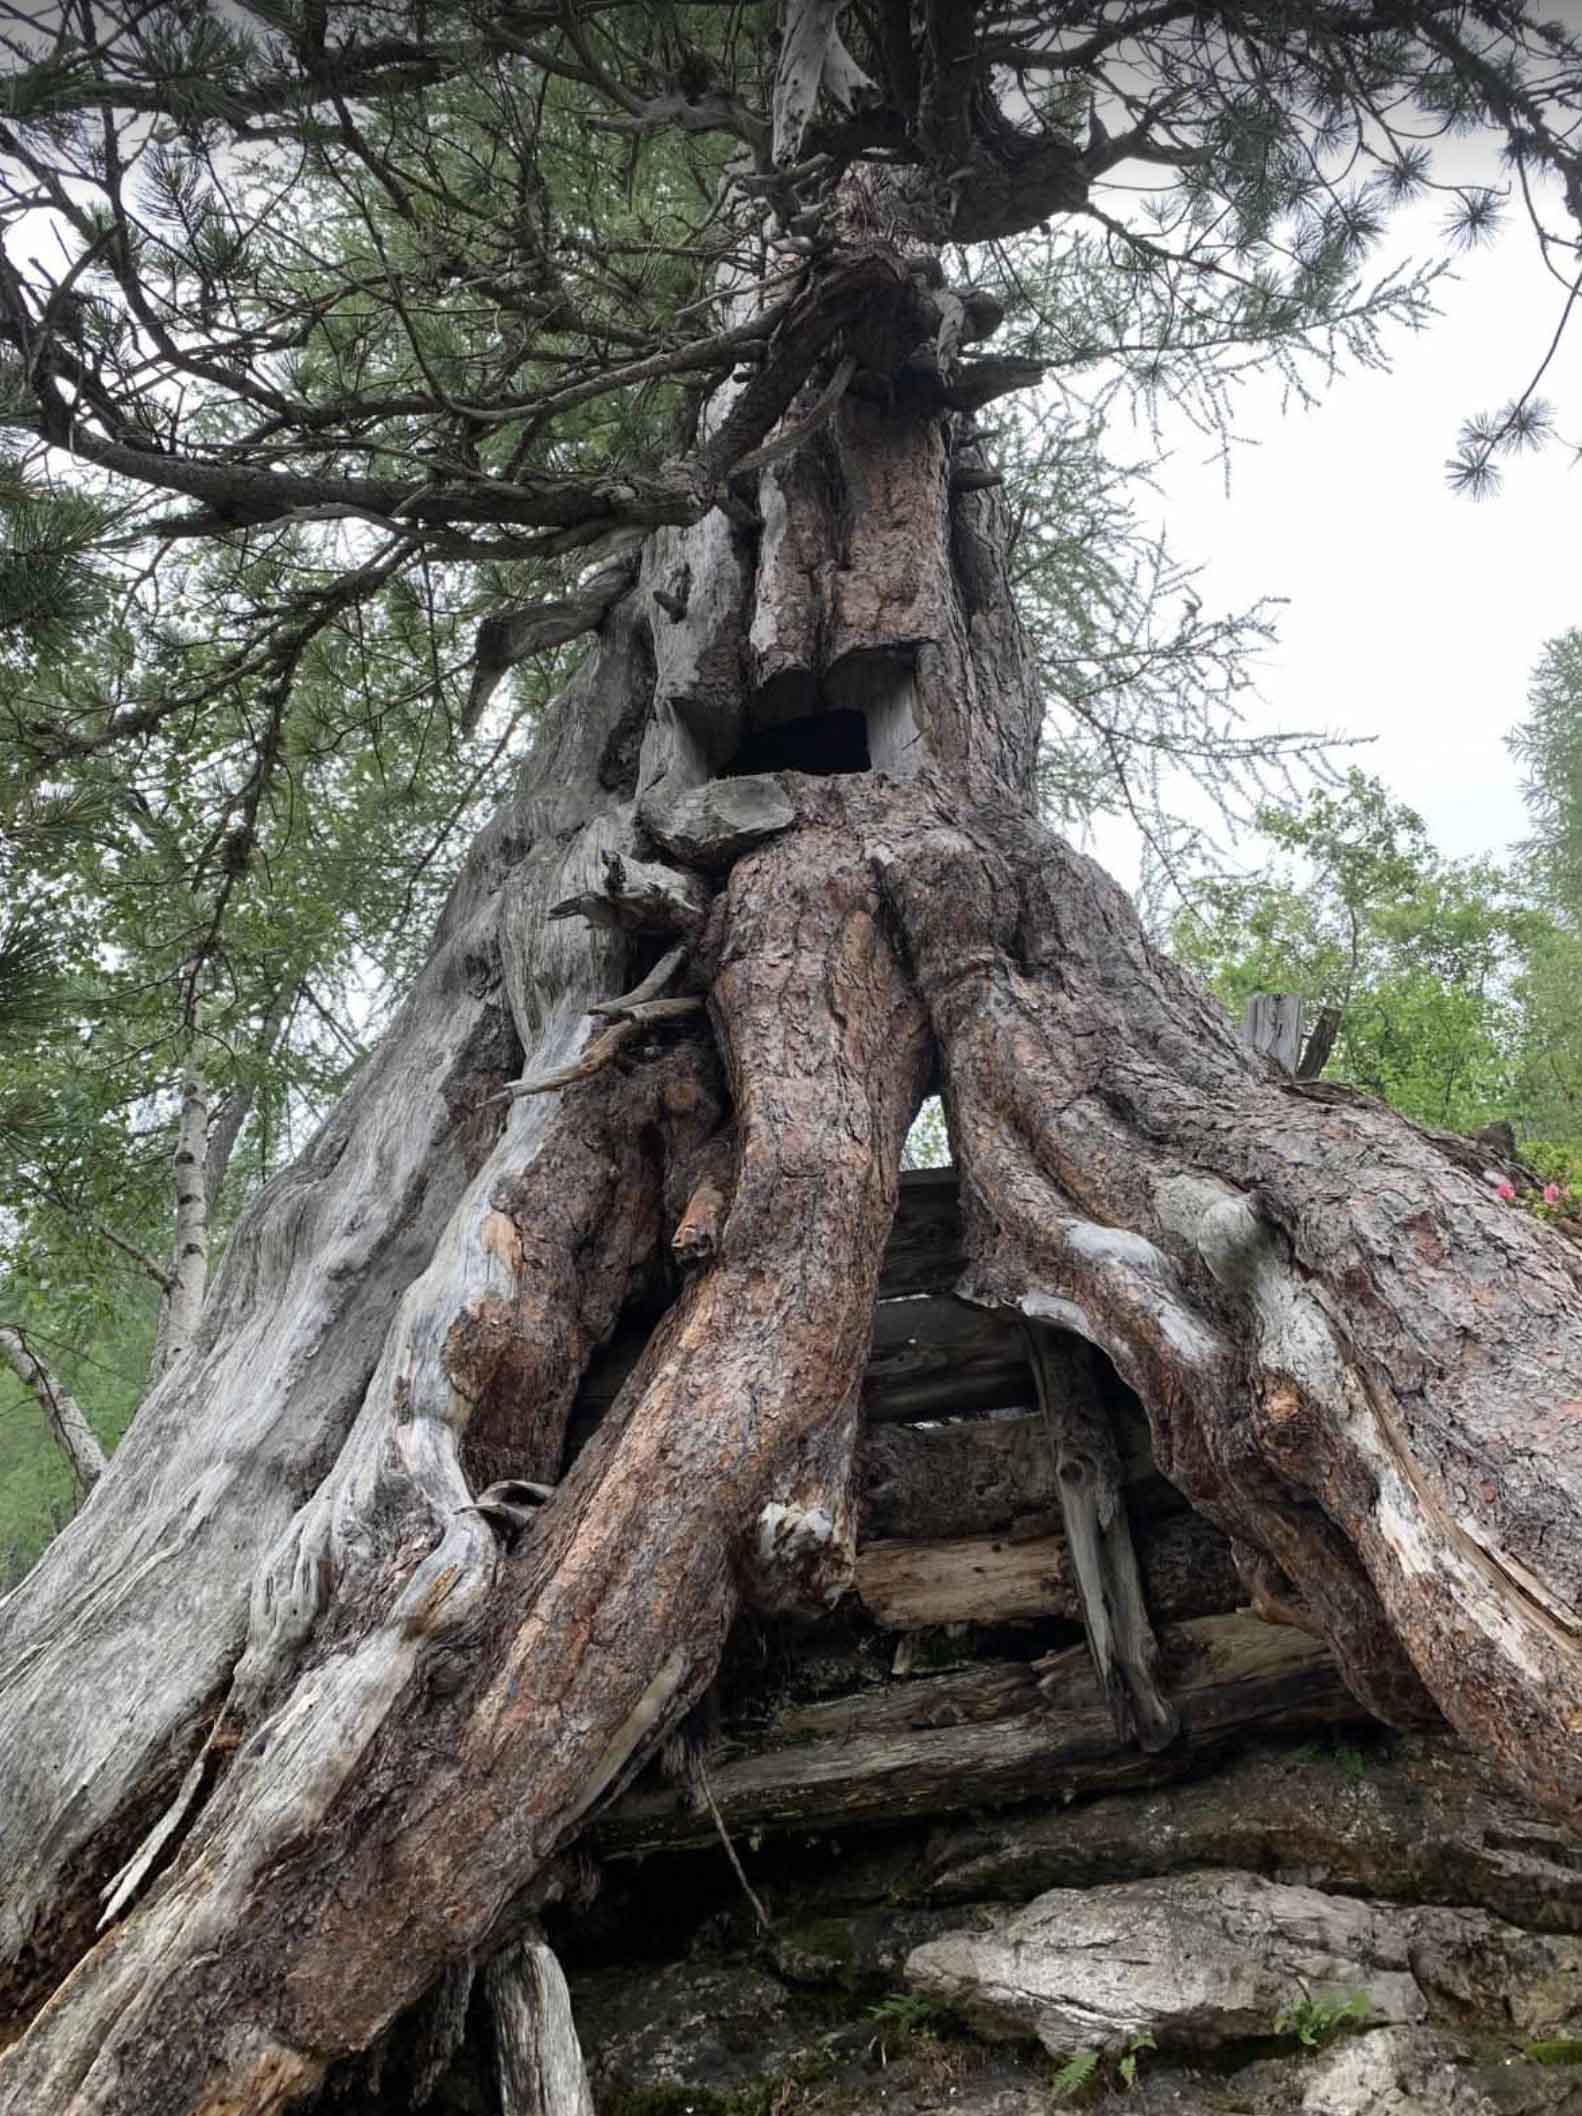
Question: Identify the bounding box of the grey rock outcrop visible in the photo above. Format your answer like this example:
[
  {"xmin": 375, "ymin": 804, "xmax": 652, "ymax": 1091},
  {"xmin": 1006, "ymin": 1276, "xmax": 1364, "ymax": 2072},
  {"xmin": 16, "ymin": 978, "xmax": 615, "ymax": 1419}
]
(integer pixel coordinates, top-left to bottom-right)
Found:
[{"xmin": 905, "ymin": 1870, "xmax": 1582, "ymax": 2057}]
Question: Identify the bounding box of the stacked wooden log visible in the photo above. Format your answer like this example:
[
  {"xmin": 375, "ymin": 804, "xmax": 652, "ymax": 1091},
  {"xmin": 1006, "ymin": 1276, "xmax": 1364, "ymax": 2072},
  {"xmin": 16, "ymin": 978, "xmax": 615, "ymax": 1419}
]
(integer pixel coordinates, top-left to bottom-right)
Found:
[{"xmin": 596, "ymin": 1170, "xmax": 1370, "ymax": 1859}]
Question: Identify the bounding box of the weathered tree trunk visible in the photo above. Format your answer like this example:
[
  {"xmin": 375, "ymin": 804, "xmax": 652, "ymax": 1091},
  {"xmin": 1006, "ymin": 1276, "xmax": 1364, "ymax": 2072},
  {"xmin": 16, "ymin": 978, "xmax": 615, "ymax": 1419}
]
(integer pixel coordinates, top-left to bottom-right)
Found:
[{"xmin": 4, "ymin": 238, "xmax": 1582, "ymax": 2115}]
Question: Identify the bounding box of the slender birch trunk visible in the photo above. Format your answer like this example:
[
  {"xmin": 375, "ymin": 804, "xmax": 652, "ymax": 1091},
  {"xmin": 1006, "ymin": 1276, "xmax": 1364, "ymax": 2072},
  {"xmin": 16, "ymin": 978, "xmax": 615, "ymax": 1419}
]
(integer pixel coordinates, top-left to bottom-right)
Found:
[
  {"xmin": 147, "ymin": 1061, "xmax": 210, "ymax": 1382},
  {"xmin": 0, "ymin": 1328, "xmax": 107, "ymax": 1498}
]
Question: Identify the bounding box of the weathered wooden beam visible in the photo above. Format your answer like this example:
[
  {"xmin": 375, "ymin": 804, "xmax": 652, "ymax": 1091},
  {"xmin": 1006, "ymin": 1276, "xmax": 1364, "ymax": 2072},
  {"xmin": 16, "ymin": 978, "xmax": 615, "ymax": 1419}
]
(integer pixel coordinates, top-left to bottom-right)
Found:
[
  {"xmin": 1025, "ymin": 1324, "xmax": 1178, "ymax": 1752},
  {"xmin": 863, "ymin": 1295, "xmax": 1032, "ymax": 1422},
  {"xmin": 596, "ymin": 1614, "xmax": 1361, "ymax": 1854},
  {"xmin": 854, "ymin": 1510, "xmax": 1240, "ymax": 1632},
  {"xmin": 1239, "ymin": 992, "xmax": 1305, "ymax": 1075},
  {"xmin": 881, "ymin": 1167, "xmax": 965, "ymax": 1297},
  {"xmin": 859, "ymin": 1409, "xmax": 1172, "ymax": 1542},
  {"xmin": 575, "ymin": 1287, "xmax": 1032, "ymax": 1422}
]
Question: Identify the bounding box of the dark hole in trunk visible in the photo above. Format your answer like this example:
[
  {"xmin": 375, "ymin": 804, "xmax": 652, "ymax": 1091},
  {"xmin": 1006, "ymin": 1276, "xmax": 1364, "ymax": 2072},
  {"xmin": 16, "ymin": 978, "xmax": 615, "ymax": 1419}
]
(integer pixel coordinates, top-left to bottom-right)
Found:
[{"xmin": 724, "ymin": 707, "xmax": 871, "ymax": 778}]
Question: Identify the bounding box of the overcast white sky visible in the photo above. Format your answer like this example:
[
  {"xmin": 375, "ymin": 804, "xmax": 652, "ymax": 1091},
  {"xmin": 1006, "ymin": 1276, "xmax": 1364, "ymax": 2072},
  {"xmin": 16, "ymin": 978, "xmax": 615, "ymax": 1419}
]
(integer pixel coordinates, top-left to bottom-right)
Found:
[{"xmin": 1093, "ymin": 136, "xmax": 1580, "ymax": 889}]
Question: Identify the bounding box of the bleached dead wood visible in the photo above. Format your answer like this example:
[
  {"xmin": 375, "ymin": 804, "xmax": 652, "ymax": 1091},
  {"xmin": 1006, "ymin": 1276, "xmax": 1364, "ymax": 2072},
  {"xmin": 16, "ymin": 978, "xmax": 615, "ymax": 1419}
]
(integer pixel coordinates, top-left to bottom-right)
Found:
[
  {"xmin": 854, "ymin": 1510, "xmax": 1239, "ymax": 1632},
  {"xmin": 1239, "ymin": 993, "xmax": 1305, "ymax": 1075},
  {"xmin": 486, "ymin": 1930, "xmax": 596, "ymax": 2116},
  {"xmin": 640, "ymin": 774, "xmax": 797, "ymax": 866},
  {"xmin": 1025, "ymin": 1324, "xmax": 1178, "ymax": 1750},
  {"xmin": 549, "ymin": 851, "xmax": 711, "ymax": 941},
  {"xmin": 0, "ymin": 599, "xmax": 665, "ymax": 2037},
  {"xmin": 771, "ymin": 1, "xmax": 874, "ymax": 168}
]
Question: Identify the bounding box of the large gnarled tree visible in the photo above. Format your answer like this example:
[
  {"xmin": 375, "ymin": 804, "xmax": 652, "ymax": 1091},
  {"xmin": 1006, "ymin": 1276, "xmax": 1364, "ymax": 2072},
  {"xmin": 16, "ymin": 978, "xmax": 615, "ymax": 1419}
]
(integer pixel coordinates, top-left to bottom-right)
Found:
[{"xmin": 2, "ymin": 4, "xmax": 1582, "ymax": 2110}]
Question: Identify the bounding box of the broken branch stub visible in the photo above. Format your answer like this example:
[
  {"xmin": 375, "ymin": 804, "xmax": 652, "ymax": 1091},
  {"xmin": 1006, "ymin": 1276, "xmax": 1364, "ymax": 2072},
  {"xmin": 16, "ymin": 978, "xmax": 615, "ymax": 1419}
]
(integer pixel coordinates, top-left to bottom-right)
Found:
[
  {"xmin": 549, "ymin": 851, "xmax": 711, "ymax": 940},
  {"xmin": 1025, "ymin": 1324, "xmax": 1179, "ymax": 1752},
  {"xmin": 492, "ymin": 1001, "xmax": 703, "ymax": 1101},
  {"xmin": 587, "ymin": 942, "xmax": 689, "ymax": 1019}
]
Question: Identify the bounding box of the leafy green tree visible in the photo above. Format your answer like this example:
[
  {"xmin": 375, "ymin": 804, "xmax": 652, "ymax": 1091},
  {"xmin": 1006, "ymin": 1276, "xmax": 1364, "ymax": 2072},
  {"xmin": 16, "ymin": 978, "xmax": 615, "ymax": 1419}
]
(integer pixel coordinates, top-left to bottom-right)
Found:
[
  {"xmin": 1507, "ymin": 630, "xmax": 1582, "ymax": 1155},
  {"xmin": 1511, "ymin": 631, "xmax": 1582, "ymax": 913},
  {"xmin": 1172, "ymin": 771, "xmax": 1538, "ymax": 1132},
  {"xmin": 0, "ymin": 466, "xmax": 563, "ymax": 1561}
]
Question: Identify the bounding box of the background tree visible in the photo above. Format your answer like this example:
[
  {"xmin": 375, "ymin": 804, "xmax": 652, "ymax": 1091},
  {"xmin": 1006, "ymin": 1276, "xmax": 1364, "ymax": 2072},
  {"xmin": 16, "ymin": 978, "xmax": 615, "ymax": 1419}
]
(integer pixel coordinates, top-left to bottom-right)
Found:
[
  {"xmin": 1508, "ymin": 630, "xmax": 1582, "ymax": 1156},
  {"xmin": 0, "ymin": 461, "xmax": 558, "ymax": 1570},
  {"xmin": 2, "ymin": 7, "xmax": 1582, "ymax": 2112},
  {"xmin": 1171, "ymin": 769, "xmax": 1539, "ymax": 1134}
]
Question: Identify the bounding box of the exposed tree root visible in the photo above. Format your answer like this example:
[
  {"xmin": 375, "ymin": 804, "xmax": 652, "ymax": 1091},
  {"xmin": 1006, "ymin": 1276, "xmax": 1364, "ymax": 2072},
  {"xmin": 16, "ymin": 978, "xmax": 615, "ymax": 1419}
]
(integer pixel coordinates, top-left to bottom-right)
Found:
[
  {"xmin": 0, "ymin": 798, "xmax": 927, "ymax": 2114},
  {"xmin": 874, "ymin": 781, "xmax": 1582, "ymax": 1814}
]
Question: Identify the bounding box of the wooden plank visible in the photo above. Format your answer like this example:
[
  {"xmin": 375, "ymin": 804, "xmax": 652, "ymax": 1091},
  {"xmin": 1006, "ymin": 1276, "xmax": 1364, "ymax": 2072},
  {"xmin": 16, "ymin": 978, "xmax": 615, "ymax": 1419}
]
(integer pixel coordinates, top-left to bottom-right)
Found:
[
  {"xmin": 576, "ymin": 1285, "xmax": 1030, "ymax": 1423},
  {"xmin": 860, "ymin": 1410, "xmax": 1171, "ymax": 1542},
  {"xmin": 863, "ymin": 1295, "xmax": 1030, "ymax": 1421},
  {"xmin": 1239, "ymin": 993, "xmax": 1305, "ymax": 1074},
  {"xmin": 596, "ymin": 1614, "xmax": 1359, "ymax": 1854},
  {"xmin": 854, "ymin": 1511, "xmax": 1240, "ymax": 1632},
  {"xmin": 576, "ymin": 1178, "xmax": 1154, "ymax": 1432},
  {"xmin": 881, "ymin": 1168, "xmax": 965, "ymax": 1296}
]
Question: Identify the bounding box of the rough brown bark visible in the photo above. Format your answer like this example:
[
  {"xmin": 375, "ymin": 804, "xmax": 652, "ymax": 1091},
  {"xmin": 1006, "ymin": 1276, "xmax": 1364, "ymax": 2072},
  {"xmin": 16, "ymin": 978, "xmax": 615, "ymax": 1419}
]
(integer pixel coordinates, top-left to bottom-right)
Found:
[
  {"xmin": 881, "ymin": 788, "xmax": 1582, "ymax": 1788},
  {"xmin": 4, "ymin": 223, "xmax": 1582, "ymax": 2116}
]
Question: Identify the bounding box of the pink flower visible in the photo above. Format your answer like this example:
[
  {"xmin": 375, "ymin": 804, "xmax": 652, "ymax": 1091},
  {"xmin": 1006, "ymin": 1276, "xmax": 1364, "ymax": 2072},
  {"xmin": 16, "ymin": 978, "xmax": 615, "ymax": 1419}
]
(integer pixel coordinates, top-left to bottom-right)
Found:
[
  {"xmin": 1496, "ymin": 1180, "xmax": 1517, "ymax": 1202},
  {"xmin": 1545, "ymin": 1184, "xmax": 1564, "ymax": 1206}
]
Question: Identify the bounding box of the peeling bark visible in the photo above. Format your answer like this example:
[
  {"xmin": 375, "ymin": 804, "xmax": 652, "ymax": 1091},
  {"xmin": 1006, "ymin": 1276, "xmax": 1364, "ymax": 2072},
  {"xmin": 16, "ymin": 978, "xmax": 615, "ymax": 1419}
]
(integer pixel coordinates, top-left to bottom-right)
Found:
[{"xmin": 4, "ymin": 219, "xmax": 1582, "ymax": 2115}]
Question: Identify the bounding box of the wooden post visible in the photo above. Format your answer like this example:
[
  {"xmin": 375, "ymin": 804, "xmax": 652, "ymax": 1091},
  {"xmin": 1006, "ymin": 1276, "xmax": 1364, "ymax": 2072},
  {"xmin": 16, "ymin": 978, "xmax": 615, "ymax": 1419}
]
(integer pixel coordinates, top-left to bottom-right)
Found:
[
  {"xmin": 486, "ymin": 1927, "xmax": 596, "ymax": 2116},
  {"xmin": 1023, "ymin": 1325, "xmax": 1179, "ymax": 1753},
  {"xmin": 1239, "ymin": 993, "xmax": 1306, "ymax": 1075}
]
